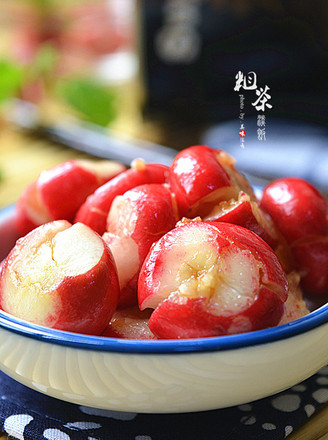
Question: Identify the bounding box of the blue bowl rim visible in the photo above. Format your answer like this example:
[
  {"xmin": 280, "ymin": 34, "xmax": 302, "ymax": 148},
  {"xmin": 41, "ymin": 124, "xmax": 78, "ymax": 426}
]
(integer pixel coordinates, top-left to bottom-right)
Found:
[
  {"xmin": 1, "ymin": 305, "xmax": 328, "ymax": 354},
  {"xmin": 1, "ymin": 205, "xmax": 328, "ymax": 354}
]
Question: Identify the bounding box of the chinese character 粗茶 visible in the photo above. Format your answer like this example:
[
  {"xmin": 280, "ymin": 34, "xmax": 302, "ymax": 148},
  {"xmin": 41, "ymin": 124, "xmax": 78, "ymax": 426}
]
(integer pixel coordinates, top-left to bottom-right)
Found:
[
  {"xmin": 252, "ymin": 86, "xmax": 272, "ymax": 112},
  {"xmin": 234, "ymin": 71, "xmax": 258, "ymax": 92}
]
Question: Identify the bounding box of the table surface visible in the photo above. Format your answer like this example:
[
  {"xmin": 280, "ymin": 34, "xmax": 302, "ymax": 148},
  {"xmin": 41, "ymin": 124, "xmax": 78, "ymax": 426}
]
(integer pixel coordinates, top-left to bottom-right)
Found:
[{"xmin": 0, "ymin": 124, "xmax": 328, "ymax": 440}]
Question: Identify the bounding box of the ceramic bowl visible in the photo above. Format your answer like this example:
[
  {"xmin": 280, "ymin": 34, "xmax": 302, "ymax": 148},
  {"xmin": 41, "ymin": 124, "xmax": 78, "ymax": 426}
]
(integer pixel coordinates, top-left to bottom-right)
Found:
[{"xmin": 0, "ymin": 205, "xmax": 328, "ymax": 414}]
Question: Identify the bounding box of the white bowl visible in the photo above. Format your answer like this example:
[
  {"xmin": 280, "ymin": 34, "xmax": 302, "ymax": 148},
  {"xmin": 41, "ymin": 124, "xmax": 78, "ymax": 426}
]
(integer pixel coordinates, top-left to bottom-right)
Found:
[{"xmin": 0, "ymin": 205, "xmax": 328, "ymax": 413}]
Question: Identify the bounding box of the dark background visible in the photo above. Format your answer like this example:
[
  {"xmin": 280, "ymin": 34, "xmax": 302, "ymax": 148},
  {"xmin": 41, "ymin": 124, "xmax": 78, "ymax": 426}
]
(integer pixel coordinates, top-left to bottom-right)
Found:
[{"xmin": 141, "ymin": 0, "xmax": 328, "ymax": 126}]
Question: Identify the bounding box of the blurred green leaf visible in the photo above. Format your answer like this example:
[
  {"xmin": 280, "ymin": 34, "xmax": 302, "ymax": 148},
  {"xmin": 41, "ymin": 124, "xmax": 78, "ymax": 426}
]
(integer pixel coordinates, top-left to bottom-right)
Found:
[
  {"xmin": 57, "ymin": 79, "xmax": 118, "ymax": 127},
  {"xmin": 25, "ymin": 0, "xmax": 57, "ymax": 10},
  {"xmin": 0, "ymin": 60, "xmax": 23, "ymax": 105},
  {"xmin": 32, "ymin": 43, "xmax": 58, "ymax": 78}
]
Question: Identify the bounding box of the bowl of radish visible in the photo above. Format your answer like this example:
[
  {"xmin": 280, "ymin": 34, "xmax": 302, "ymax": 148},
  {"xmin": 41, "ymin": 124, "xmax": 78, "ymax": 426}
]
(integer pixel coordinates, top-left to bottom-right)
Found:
[{"xmin": 0, "ymin": 145, "xmax": 327, "ymax": 413}]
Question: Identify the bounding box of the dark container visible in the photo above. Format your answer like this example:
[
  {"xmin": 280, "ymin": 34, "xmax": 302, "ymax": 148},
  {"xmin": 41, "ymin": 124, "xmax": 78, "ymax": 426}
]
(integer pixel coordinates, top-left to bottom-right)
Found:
[{"xmin": 140, "ymin": 0, "xmax": 328, "ymax": 126}]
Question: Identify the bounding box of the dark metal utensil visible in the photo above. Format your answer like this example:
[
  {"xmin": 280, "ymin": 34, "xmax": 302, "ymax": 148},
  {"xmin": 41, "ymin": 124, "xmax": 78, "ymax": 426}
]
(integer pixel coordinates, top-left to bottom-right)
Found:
[{"xmin": 6, "ymin": 99, "xmax": 177, "ymax": 166}]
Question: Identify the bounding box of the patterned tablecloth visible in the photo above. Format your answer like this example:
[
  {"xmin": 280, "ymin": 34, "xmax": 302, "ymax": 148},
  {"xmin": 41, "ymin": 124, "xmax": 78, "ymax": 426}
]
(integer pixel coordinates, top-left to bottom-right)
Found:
[{"xmin": 0, "ymin": 367, "xmax": 327, "ymax": 440}]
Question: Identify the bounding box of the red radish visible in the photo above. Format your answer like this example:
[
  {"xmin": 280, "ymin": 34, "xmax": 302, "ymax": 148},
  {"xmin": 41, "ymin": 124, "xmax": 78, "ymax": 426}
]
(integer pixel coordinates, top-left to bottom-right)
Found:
[
  {"xmin": 278, "ymin": 272, "xmax": 310, "ymax": 325},
  {"xmin": 16, "ymin": 159, "xmax": 125, "ymax": 236},
  {"xmin": 260, "ymin": 177, "xmax": 328, "ymax": 298},
  {"xmin": 0, "ymin": 221, "xmax": 119, "ymax": 335},
  {"xmin": 260, "ymin": 178, "xmax": 328, "ymax": 244},
  {"xmin": 169, "ymin": 145, "xmax": 255, "ymax": 218},
  {"xmin": 76, "ymin": 160, "xmax": 170, "ymax": 235},
  {"xmin": 204, "ymin": 191, "xmax": 293, "ymax": 273},
  {"xmin": 102, "ymin": 306, "xmax": 155, "ymax": 340},
  {"xmin": 205, "ymin": 191, "xmax": 280, "ymax": 249},
  {"xmin": 138, "ymin": 221, "xmax": 288, "ymax": 339},
  {"xmin": 292, "ymin": 239, "xmax": 328, "ymax": 298},
  {"xmin": 103, "ymin": 183, "xmax": 178, "ymax": 308}
]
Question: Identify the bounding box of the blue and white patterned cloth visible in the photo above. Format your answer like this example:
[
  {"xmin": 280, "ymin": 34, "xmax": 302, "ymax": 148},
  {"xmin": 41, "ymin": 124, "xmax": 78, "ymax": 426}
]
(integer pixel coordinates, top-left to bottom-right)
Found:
[{"xmin": 0, "ymin": 368, "xmax": 328, "ymax": 440}]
